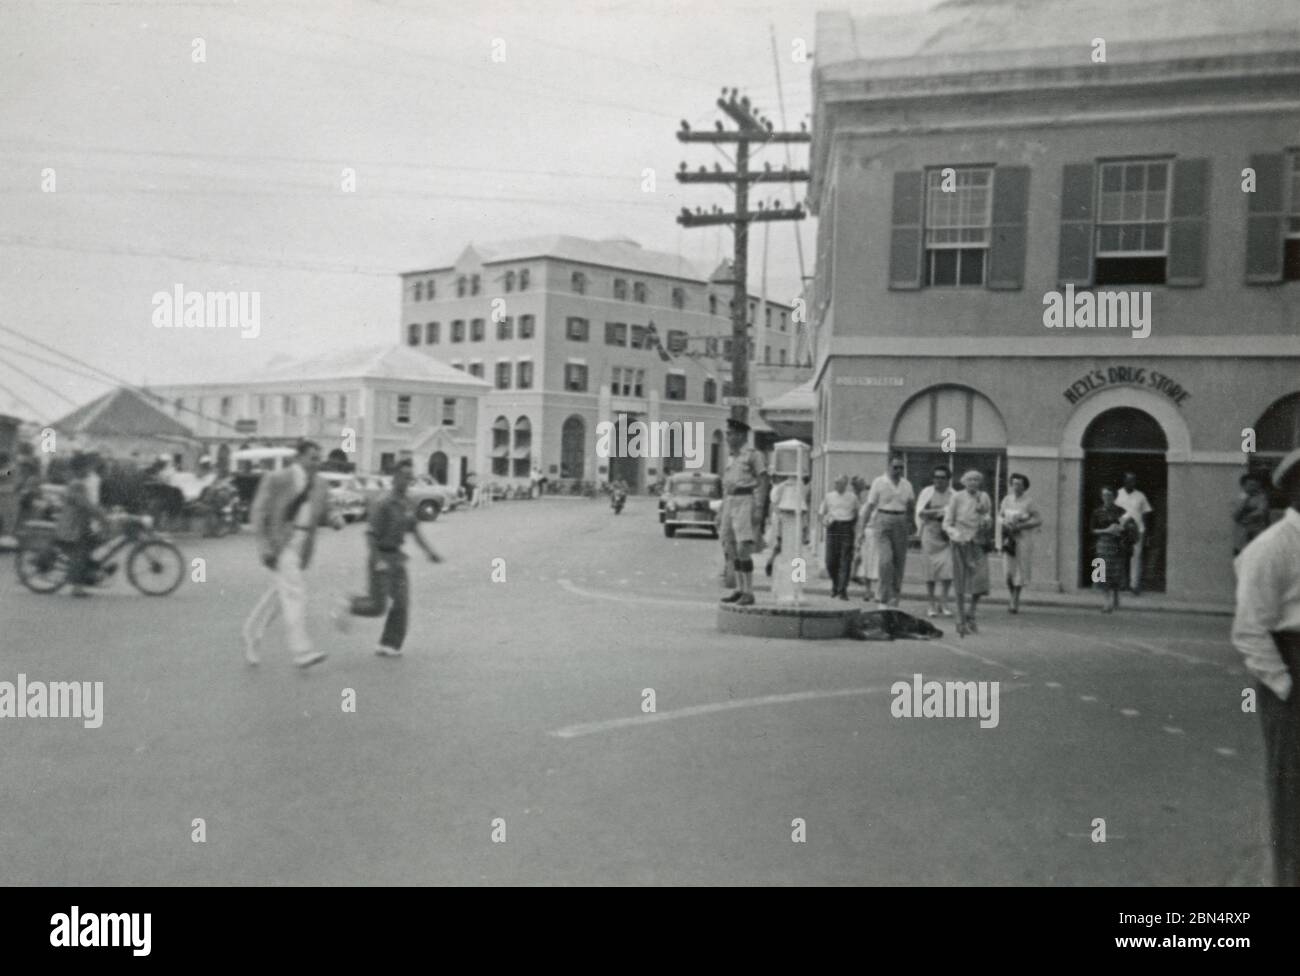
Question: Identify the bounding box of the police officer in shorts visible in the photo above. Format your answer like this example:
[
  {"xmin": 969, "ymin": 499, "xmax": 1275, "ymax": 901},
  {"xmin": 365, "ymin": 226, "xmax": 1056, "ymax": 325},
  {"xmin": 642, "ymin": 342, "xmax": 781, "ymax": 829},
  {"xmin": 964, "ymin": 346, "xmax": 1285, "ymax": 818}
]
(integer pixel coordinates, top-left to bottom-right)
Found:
[{"xmin": 719, "ymin": 417, "xmax": 769, "ymax": 606}]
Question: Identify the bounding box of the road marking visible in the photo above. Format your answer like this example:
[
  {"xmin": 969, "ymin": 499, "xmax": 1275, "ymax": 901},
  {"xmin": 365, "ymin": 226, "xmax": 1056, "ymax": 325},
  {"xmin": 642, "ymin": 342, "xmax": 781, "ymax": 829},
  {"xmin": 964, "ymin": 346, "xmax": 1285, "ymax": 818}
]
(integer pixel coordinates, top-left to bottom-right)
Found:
[
  {"xmin": 551, "ymin": 685, "xmax": 896, "ymax": 738},
  {"xmin": 1080, "ymin": 695, "xmax": 1099, "ymax": 703},
  {"xmin": 929, "ymin": 639, "xmax": 1021, "ymax": 675},
  {"xmin": 1163, "ymin": 726, "xmax": 1184, "ymax": 734},
  {"xmin": 557, "ymin": 578, "xmax": 714, "ymax": 609},
  {"xmin": 1215, "ymin": 747, "xmax": 1237, "ymax": 757},
  {"xmin": 1045, "ymin": 681, "xmax": 1063, "ymax": 689},
  {"xmin": 1120, "ymin": 708, "xmax": 1140, "ymax": 717}
]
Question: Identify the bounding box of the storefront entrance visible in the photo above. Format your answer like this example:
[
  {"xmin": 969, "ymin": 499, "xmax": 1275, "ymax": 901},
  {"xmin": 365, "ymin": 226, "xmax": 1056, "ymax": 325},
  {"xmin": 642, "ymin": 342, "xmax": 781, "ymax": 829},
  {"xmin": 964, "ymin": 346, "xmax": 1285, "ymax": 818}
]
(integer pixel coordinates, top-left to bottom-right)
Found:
[{"xmin": 1078, "ymin": 407, "xmax": 1168, "ymax": 592}]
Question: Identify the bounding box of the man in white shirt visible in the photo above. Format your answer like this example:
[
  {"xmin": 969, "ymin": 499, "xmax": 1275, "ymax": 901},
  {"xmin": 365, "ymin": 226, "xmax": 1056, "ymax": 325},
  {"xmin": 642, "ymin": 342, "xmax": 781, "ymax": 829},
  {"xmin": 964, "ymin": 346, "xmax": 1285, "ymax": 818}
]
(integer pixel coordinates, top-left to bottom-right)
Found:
[
  {"xmin": 820, "ymin": 475, "xmax": 859, "ymax": 600},
  {"xmin": 859, "ymin": 456, "xmax": 915, "ymax": 607},
  {"xmin": 1233, "ymin": 448, "xmax": 1300, "ymax": 886},
  {"xmin": 1116, "ymin": 472, "xmax": 1153, "ymax": 596}
]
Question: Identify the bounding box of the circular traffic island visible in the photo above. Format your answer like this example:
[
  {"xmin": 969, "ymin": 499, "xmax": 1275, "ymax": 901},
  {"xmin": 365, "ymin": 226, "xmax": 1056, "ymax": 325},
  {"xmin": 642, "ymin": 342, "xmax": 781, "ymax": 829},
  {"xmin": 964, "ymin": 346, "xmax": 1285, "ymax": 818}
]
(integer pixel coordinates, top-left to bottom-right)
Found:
[{"xmin": 717, "ymin": 601, "xmax": 857, "ymax": 640}]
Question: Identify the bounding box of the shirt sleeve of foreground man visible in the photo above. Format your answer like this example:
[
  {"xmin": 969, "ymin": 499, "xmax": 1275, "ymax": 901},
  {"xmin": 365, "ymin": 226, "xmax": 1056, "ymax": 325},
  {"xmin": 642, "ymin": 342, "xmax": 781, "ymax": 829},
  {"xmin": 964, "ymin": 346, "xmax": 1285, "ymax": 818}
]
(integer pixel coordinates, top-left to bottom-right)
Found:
[{"xmin": 1232, "ymin": 512, "xmax": 1300, "ymax": 700}]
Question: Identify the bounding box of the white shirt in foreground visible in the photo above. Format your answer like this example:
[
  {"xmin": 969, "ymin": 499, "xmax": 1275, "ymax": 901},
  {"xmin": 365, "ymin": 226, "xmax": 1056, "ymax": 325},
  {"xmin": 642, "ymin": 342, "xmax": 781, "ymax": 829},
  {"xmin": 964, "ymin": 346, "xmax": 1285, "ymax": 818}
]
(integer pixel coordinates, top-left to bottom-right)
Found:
[{"xmin": 1232, "ymin": 508, "xmax": 1300, "ymax": 700}]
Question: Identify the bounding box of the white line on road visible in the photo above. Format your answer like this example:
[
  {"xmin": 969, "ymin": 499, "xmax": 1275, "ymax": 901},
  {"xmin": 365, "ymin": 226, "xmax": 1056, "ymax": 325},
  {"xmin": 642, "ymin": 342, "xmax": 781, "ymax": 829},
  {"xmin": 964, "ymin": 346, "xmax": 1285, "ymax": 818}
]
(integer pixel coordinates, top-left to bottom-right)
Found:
[
  {"xmin": 557, "ymin": 578, "xmax": 713, "ymax": 609},
  {"xmin": 551, "ymin": 685, "xmax": 896, "ymax": 739},
  {"xmin": 929, "ymin": 639, "xmax": 1022, "ymax": 675}
]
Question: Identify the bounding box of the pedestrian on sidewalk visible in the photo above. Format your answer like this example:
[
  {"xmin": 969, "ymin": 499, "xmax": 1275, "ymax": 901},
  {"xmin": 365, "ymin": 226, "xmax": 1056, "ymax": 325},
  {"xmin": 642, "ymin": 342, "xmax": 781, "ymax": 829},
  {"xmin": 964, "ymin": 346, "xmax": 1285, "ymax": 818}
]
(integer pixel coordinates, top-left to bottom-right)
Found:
[
  {"xmin": 1232, "ymin": 448, "xmax": 1300, "ymax": 886},
  {"xmin": 242, "ymin": 439, "xmax": 341, "ymax": 669},
  {"xmin": 820, "ymin": 474, "xmax": 858, "ymax": 600},
  {"xmin": 1000, "ymin": 473, "xmax": 1042, "ymax": 615},
  {"xmin": 1117, "ymin": 472, "xmax": 1153, "ymax": 596},
  {"xmin": 915, "ymin": 465, "xmax": 954, "ymax": 617},
  {"xmin": 943, "ymin": 470, "xmax": 992, "ymax": 637},
  {"xmin": 1233, "ymin": 471, "xmax": 1271, "ymax": 555},
  {"xmin": 1090, "ymin": 486, "xmax": 1132, "ymax": 613},
  {"xmin": 860, "ymin": 456, "xmax": 914, "ymax": 607},
  {"xmin": 334, "ymin": 459, "xmax": 441, "ymax": 657}
]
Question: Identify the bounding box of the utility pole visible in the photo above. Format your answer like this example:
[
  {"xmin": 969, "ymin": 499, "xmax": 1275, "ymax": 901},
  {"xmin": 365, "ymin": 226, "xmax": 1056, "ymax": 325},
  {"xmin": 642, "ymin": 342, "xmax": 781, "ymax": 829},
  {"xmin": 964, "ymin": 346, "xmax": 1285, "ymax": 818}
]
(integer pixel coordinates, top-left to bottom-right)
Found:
[{"xmin": 676, "ymin": 90, "xmax": 810, "ymax": 428}]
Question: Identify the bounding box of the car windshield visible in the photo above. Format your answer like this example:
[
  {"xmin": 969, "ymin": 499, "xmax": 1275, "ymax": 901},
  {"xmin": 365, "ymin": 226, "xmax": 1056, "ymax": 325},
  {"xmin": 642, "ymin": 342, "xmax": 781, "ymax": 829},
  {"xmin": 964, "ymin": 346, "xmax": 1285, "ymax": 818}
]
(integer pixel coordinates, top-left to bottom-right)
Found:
[{"xmin": 672, "ymin": 480, "xmax": 721, "ymax": 499}]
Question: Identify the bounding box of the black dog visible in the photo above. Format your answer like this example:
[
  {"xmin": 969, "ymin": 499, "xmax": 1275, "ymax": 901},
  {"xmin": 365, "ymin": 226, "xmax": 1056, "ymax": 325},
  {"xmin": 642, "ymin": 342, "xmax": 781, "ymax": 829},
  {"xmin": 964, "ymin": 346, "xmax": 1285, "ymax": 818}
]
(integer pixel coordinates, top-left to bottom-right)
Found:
[{"xmin": 846, "ymin": 608, "xmax": 943, "ymax": 641}]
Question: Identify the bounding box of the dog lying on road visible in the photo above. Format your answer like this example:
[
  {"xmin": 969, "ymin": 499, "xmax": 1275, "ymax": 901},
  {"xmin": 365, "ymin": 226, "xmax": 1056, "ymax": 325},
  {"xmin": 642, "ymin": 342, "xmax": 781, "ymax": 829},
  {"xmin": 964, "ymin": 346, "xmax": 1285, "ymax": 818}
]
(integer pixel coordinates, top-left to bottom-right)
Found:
[{"xmin": 846, "ymin": 608, "xmax": 943, "ymax": 641}]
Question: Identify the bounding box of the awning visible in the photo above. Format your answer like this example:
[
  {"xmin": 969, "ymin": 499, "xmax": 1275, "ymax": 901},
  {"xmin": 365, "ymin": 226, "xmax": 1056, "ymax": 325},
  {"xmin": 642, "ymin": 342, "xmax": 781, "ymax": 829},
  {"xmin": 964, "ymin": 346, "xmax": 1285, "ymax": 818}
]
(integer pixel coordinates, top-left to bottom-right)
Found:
[
  {"xmin": 491, "ymin": 445, "xmax": 509, "ymax": 459},
  {"xmin": 512, "ymin": 445, "xmax": 532, "ymax": 459}
]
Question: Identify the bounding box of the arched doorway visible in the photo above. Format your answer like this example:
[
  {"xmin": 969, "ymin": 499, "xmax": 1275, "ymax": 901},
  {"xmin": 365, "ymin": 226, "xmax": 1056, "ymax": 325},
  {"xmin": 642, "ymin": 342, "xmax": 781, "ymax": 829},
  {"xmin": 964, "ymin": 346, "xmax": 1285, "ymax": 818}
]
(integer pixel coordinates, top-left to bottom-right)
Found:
[
  {"xmin": 561, "ymin": 416, "xmax": 585, "ymax": 480},
  {"xmin": 428, "ymin": 450, "xmax": 448, "ymax": 484},
  {"xmin": 1079, "ymin": 407, "xmax": 1168, "ymax": 592}
]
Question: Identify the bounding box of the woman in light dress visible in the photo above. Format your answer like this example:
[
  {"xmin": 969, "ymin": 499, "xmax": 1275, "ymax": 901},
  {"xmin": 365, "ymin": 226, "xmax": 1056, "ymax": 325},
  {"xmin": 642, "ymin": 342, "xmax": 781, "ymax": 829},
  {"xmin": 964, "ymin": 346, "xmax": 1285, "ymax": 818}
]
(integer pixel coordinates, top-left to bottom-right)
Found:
[
  {"xmin": 999, "ymin": 473, "xmax": 1042, "ymax": 615},
  {"xmin": 943, "ymin": 470, "xmax": 993, "ymax": 637},
  {"xmin": 914, "ymin": 465, "xmax": 954, "ymax": 617}
]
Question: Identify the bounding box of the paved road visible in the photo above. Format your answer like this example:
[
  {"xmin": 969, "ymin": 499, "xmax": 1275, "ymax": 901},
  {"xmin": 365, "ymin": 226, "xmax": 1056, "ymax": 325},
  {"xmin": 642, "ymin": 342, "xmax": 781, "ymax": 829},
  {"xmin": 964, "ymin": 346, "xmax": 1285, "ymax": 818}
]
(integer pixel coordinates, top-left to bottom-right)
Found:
[{"xmin": 0, "ymin": 496, "xmax": 1268, "ymax": 884}]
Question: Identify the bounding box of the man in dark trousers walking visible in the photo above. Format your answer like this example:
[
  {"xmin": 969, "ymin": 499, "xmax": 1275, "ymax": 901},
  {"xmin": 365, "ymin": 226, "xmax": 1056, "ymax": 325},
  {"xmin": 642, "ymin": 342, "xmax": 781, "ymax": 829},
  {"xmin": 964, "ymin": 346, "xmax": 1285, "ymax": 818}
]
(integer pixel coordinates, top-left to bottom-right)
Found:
[
  {"xmin": 1233, "ymin": 448, "xmax": 1300, "ymax": 885},
  {"xmin": 335, "ymin": 458, "xmax": 440, "ymax": 657}
]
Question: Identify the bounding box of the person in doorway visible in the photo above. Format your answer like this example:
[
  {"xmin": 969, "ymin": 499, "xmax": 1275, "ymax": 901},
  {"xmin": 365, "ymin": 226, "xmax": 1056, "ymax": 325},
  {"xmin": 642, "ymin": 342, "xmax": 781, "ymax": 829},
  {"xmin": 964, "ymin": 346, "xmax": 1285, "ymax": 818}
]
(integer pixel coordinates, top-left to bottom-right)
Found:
[
  {"xmin": 915, "ymin": 466, "xmax": 954, "ymax": 617},
  {"xmin": 1116, "ymin": 472, "xmax": 1153, "ymax": 596},
  {"xmin": 1234, "ymin": 472, "xmax": 1272, "ymax": 555},
  {"xmin": 334, "ymin": 459, "xmax": 441, "ymax": 657},
  {"xmin": 1000, "ymin": 473, "xmax": 1042, "ymax": 614},
  {"xmin": 718, "ymin": 418, "xmax": 768, "ymax": 607},
  {"xmin": 859, "ymin": 456, "xmax": 914, "ymax": 608},
  {"xmin": 943, "ymin": 470, "xmax": 992, "ymax": 637},
  {"xmin": 1232, "ymin": 448, "xmax": 1300, "ymax": 885},
  {"xmin": 242, "ymin": 440, "xmax": 341, "ymax": 669},
  {"xmin": 820, "ymin": 474, "xmax": 859, "ymax": 600},
  {"xmin": 1091, "ymin": 486, "xmax": 1132, "ymax": 613}
]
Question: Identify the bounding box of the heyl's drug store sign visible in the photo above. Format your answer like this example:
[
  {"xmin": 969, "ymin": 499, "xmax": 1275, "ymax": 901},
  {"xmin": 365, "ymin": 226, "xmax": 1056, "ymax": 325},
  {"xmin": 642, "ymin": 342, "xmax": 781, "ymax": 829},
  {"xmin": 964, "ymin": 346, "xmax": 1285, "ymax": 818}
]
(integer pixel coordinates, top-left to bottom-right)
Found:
[{"xmin": 1062, "ymin": 365, "xmax": 1191, "ymax": 407}]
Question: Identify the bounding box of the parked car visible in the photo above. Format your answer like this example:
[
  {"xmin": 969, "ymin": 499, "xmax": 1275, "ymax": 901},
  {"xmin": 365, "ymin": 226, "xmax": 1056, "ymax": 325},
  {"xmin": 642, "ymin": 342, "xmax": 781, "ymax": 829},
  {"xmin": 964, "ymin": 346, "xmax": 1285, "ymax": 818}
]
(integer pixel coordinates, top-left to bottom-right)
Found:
[
  {"xmin": 318, "ymin": 471, "xmax": 367, "ymax": 523},
  {"xmin": 353, "ymin": 474, "xmax": 392, "ymax": 507},
  {"xmin": 229, "ymin": 447, "xmax": 297, "ymax": 521},
  {"xmin": 661, "ymin": 471, "xmax": 723, "ymax": 538},
  {"xmin": 408, "ymin": 475, "xmax": 460, "ymax": 521}
]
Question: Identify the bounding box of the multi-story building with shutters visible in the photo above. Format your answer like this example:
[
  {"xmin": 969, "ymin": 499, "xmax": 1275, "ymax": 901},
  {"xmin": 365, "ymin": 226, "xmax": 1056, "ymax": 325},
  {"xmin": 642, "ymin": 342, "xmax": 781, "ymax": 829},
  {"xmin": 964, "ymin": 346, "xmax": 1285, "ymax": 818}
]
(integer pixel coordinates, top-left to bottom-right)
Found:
[
  {"xmin": 400, "ymin": 235, "xmax": 806, "ymax": 492},
  {"xmin": 808, "ymin": 0, "xmax": 1300, "ymax": 602}
]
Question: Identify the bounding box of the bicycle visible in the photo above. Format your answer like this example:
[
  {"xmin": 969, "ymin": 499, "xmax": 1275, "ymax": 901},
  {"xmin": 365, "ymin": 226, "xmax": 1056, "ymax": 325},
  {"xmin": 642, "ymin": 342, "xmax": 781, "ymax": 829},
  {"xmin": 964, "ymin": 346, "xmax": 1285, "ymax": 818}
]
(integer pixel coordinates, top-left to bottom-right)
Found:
[{"xmin": 16, "ymin": 512, "xmax": 186, "ymax": 597}]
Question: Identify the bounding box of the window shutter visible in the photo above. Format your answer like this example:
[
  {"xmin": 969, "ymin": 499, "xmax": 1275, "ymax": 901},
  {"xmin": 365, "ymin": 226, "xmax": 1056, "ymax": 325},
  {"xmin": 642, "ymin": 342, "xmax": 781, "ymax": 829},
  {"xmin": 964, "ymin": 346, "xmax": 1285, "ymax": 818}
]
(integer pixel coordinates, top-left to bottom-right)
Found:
[
  {"xmin": 1168, "ymin": 158, "xmax": 1209, "ymax": 287},
  {"xmin": 987, "ymin": 166, "xmax": 1030, "ymax": 290},
  {"xmin": 1057, "ymin": 163, "xmax": 1095, "ymax": 287},
  {"xmin": 888, "ymin": 171, "xmax": 924, "ymax": 290},
  {"xmin": 1245, "ymin": 153, "xmax": 1285, "ymax": 284}
]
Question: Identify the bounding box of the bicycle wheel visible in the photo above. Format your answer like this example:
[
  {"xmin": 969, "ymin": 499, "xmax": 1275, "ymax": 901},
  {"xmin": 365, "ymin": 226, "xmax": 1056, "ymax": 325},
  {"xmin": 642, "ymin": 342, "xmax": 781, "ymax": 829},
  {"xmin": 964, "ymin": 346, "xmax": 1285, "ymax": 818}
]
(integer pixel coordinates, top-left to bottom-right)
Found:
[
  {"xmin": 126, "ymin": 540, "xmax": 185, "ymax": 596},
  {"xmin": 16, "ymin": 540, "xmax": 71, "ymax": 594}
]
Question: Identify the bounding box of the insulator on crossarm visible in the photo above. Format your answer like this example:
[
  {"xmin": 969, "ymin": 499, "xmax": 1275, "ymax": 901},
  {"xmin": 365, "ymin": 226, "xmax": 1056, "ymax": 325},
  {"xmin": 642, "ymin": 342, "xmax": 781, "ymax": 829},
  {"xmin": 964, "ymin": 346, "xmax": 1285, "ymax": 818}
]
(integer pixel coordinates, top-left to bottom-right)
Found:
[
  {"xmin": 714, "ymin": 163, "xmax": 722, "ymax": 173},
  {"xmin": 679, "ymin": 161, "xmax": 687, "ymax": 172},
  {"xmin": 715, "ymin": 120, "xmax": 724, "ymax": 132},
  {"xmin": 698, "ymin": 165, "xmax": 707, "ymax": 173},
  {"xmin": 764, "ymin": 161, "xmax": 771, "ymax": 172},
  {"xmin": 679, "ymin": 120, "xmax": 690, "ymax": 132}
]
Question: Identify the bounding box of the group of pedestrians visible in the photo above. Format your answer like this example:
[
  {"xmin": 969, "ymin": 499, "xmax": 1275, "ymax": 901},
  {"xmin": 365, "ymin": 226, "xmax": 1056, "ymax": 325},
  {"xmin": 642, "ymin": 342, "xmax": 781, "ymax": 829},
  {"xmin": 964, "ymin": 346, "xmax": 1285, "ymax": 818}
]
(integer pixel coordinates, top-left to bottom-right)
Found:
[{"xmin": 242, "ymin": 440, "xmax": 440, "ymax": 670}]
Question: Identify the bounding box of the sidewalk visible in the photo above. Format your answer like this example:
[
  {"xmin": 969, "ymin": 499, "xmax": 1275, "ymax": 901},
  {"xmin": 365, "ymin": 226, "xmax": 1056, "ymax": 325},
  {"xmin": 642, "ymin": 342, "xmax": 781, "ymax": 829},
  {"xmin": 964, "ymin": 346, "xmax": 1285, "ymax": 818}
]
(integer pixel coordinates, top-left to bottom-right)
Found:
[{"xmin": 751, "ymin": 573, "xmax": 1233, "ymax": 617}]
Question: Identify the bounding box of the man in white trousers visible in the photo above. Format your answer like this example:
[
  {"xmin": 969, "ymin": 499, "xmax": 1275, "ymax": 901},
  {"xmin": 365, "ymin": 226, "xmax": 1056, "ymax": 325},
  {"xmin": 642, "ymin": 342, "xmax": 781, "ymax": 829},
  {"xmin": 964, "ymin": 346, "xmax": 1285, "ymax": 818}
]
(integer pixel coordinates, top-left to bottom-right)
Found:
[{"xmin": 242, "ymin": 440, "xmax": 342, "ymax": 668}]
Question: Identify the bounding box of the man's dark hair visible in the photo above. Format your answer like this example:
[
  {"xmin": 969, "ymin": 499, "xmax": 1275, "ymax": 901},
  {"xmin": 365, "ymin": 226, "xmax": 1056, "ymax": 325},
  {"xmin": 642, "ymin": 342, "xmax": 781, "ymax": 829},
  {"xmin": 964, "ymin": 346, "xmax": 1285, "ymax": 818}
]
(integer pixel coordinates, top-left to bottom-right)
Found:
[
  {"xmin": 70, "ymin": 452, "xmax": 94, "ymax": 475},
  {"xmin": 296, "ymin": 439, "xmax": 321, "ymax": 456}
]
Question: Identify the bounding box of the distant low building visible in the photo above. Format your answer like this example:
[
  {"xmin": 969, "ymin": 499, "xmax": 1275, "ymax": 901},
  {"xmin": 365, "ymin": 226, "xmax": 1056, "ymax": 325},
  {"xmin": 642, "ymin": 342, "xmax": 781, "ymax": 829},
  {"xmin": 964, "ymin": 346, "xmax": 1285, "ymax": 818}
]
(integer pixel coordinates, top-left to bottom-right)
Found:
[
  {"xmin": 149, "ymin": 344, "xmax": 490, "ymax": 485},
  {"xmin": 52, "ymin": 387, "xmax": 200, "ymax": 467}
]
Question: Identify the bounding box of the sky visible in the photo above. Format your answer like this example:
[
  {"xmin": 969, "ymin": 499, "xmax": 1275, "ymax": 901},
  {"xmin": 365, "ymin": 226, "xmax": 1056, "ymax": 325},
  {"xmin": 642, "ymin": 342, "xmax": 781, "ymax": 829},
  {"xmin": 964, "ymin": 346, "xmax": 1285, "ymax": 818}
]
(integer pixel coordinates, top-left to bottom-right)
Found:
[{"xmin": 0, "ymin": 0, "xmax": 927, "ymax": 422}]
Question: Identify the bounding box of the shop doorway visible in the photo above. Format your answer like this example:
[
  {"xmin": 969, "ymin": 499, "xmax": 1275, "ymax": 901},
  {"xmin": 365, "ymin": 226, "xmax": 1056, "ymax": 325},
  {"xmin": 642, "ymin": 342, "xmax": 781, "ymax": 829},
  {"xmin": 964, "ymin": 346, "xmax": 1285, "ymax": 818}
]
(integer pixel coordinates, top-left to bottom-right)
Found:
[
  {"xmin": 1079, "ymin": 407, "xmax": 1168, "ymax": 592},
  {"xmin": 606, "ymin": 413, "xmax": 642, "ymax": 492},
  {"xmin": 427, "ymin": 451, "xmax": 448, "ymax": 484}
]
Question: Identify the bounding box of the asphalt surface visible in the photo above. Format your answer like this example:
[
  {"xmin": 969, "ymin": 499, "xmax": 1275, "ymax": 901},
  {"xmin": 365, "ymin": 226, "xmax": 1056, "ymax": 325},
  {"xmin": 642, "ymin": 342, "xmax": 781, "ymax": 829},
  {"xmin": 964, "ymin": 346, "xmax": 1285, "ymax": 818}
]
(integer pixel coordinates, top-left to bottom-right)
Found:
[{"xmin": 0, "ymin": 496, "xmax": 1269, "ymax": 884}]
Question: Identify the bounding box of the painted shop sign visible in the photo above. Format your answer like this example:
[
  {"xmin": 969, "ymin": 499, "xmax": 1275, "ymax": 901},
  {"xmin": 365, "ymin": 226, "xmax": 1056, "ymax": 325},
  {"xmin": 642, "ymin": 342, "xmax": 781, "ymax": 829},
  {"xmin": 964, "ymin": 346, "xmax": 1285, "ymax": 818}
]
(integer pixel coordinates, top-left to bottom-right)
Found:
[
  {"xmin": 835, "ymin": 376, "xmax": 905, "ymax": 387},
  {"xmin": 1062, "ymin": 366, "xmax": 1190, "ymax": 407}
]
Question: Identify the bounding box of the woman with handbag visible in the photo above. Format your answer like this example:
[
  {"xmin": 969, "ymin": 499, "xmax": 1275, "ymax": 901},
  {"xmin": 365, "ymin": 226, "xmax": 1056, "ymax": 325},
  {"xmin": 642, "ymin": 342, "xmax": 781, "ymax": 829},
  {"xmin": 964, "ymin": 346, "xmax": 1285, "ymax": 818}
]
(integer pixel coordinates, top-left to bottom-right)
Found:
[
  {"xmin": 999, "ymin": 473, "xmax": 1042, "ymax": 615},
  {"xmin": 1091, "ymin": 486, "xmax": 1132, "ymax": 613}
]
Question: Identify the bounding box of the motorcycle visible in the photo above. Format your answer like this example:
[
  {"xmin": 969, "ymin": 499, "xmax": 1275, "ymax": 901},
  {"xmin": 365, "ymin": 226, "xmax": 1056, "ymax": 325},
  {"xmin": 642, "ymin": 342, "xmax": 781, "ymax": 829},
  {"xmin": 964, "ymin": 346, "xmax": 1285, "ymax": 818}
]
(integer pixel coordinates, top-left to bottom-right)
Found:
[{"xmin": 610, "ymin": 485, "xmax": 627, "ymax": 515}]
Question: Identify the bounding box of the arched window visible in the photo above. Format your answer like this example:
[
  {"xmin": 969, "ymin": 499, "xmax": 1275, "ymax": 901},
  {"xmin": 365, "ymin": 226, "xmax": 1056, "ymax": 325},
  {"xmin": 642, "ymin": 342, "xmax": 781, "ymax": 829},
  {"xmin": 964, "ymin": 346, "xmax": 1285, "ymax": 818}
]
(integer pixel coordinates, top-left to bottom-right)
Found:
[
  {"xmin": 708, "ymin": 294, "xmax": 718, "ymax": 316},
  {"xmin": 1251, "ymin": 392, "xmax": 1300, "ymax": 501},
  {"xmin": 561, "ymin": 415, "xmax": 585, "ymax": 480},
  {"xmin": 504, "ymin": 270, "xmax": 516, "ymax": 293},
  {"xmin": 891, "ymin": 385, "xmax": 1008, "ymax": 534},
  {"xmin": 426, "ymin": 278, "xmax": 435, "ymax": 299},
  {"xmin": 512, "ymin": 416, "xmax": 532, "ymax": 478},
  {"xmin": 491, "ymin": 416, "xmax": 510, "ymax": 477},
  {"xmin": 471, "ymin": 274, "xmax": 481, "ymax": 295},
  {"xmin": 519, "ymin": 269, "xmax": 530, "ymax": 290},
  {"xmin": 413, "ymin": 281, "xmax": 422, "ymax": 302},
  {"xmin": 457, "ymin": 276, "xmax": 467, "ymax": 297},
  {"xmin": 428, "ymin": 451, "xmax": 448, "ymax": 484}
]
